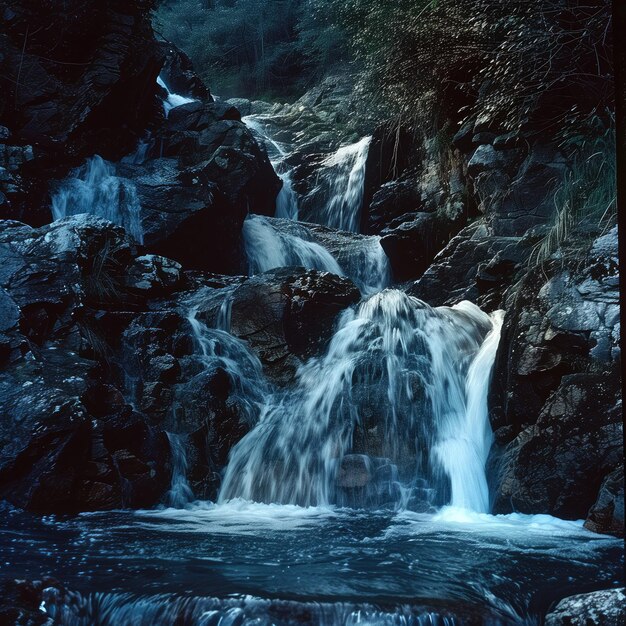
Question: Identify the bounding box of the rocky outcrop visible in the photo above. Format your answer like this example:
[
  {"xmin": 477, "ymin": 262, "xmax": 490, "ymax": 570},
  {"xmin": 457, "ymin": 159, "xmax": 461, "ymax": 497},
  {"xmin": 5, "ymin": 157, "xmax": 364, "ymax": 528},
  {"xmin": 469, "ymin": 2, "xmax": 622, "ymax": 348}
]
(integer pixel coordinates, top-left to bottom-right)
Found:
[
  {"xmin": 0, "ymin": 216, "xmax": 178, "ymax": 512},
  {"xmin": 584, "ymin": 465, "xmax": 624, "ymax": 537},
  {"xmin": 545, "ymin": 588, "xmax": 626, "ymax": 626},
  {"xmin": 227, "ymin": 267, "xmax": 360, "ymax": 385},
  {"xmin": 490, "ymin": 227, "xmax": 622, "ymax": 523},
  {"xmin": 0, "ymin": 0, "xmax": 164, "ymax": 223}
]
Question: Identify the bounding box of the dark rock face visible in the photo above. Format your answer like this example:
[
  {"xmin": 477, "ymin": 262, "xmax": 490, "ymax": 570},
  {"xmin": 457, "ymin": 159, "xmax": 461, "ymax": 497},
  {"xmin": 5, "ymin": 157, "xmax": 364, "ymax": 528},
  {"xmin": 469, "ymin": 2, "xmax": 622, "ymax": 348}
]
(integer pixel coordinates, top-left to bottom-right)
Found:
[
  {"xmin": 408, "ymin": 222, "xmax": 530, "ymax": 311},
  {"xmin": 0, "ymin": 217, "xmax": 177, "ymax": 512},
  {"xmin": 380, "ymin": 212, "xmax": 460, "ymax": 282},
  {"xmin": 545, "ymin": 588, "xmax": 626, "ymax": 626},
  {"xmin": 490, "ymin": 228, "xmax": 622, "ymax": 521},
  {"xmin": 584, "ymin": 465, "xmax": 624, "ymax": 537},
  {"xmin": 0, "ymin": 0, "xmax": 164, "ymax": 222},
  {"xmin": 228, "ymin": 267, "xmax": 361, "ymax": 384}
]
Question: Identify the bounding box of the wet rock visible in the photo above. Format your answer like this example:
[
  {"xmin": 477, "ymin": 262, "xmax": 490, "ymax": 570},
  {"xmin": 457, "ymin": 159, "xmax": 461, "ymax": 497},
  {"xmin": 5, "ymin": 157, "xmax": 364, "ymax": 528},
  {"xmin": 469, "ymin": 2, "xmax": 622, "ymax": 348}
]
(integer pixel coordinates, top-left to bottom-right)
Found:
[
  {"xmin": 337, "ymin": 455, "xmax": 372, "ymax": 488},
  {"xmin": 126, "ymin": 254, "xmax": 183, "ymax": 296},
  {"xmin": 490, "ymin": 230, "xmax": 622, "ymax": 520},
  {"xmin": 0, "ymin": 0, "xmax": 165, "ymax": 222},
  {"xmin": 380, "ymin": 212, "xmax": 459, "ymax": 282},
  {"xmin": 545, "ymin": 588, "xmax": 626, "ymax": 626},
  {"xmin": 493, "ymin": 373, "xmax": 622, "ymax": 518},
  {"xmin": 584, "ymin": 465, "xmax": 624, "ymax": 537},
  {"xmin": 367, "ymin": 173, "xmax": 425, "ymax": 235},
  {"xmin": 408, "ymin": 221, "xmax": 528, "ymax": 311},
  {"xmin": 0, "ymin": 578, "xmax": 52, "ymax": 625},
  {"xmin": 229, "ymin": 268, "xmax": 360, "ymax": 384},
  {"xmin": 158, "ymin": 41, "xmax": 210, "ymax": 101}
]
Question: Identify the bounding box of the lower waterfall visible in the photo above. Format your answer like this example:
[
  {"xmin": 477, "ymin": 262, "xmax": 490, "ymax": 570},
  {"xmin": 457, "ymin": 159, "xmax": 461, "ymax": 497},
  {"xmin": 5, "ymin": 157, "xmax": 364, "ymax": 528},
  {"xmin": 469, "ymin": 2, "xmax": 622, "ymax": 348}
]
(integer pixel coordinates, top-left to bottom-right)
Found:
[{"xmin": 219, "ymin": 290, "xmax": 503, "ymax": 512}]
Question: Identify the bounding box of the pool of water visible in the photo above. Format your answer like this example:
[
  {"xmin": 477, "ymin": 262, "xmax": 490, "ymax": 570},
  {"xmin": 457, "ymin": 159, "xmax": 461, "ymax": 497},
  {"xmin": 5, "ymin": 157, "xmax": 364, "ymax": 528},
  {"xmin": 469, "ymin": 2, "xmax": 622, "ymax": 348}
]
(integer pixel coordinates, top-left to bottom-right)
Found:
[{"xmin": 1, "ymin": 501, "xmax": 623, "ymax": 625}]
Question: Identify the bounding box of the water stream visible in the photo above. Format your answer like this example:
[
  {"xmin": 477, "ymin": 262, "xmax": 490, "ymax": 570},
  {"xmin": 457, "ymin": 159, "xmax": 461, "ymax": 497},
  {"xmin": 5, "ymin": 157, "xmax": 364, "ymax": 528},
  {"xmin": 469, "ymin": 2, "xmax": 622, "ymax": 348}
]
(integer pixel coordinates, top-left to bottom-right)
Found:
[{"xmin": 20, "ymin": 89, "xmax": 624, "ymax": 626}]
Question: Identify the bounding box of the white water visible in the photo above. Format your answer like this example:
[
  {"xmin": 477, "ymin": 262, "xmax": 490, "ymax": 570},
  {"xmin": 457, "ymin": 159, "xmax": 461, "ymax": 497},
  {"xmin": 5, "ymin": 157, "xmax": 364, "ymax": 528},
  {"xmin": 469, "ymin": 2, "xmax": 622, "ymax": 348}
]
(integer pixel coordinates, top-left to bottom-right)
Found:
[
  {"xmin": 219, "ymin": 290, "xmax": 502, "ymax": 511},
  {"xmin": 242, "ymin": 214, "xmax": 343, "ymax": 276},
  {"xmin": 157, "ymin": 76, "xmax": 196, "ymax": 117},
  {"xmin": 316, "ymin": 136, "xmax": 372, "ymax": 232},
  {"xmin": 243, "ymin": 115, "xmax": 299, "ymax": 220},
  {"xmin": 165, "ymin": 432, "xmax": 194, "ymax": 508},
  {"xmin": 50, "ymin": 155, "xmax": 144, "ymax": 243}
]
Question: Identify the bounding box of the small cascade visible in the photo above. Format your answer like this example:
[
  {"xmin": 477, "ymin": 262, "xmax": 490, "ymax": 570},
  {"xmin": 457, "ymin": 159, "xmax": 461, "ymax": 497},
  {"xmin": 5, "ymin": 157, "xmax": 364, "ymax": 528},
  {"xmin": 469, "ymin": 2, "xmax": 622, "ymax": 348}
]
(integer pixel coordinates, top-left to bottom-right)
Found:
[
  {"xmin": 51, "ymin": 155, "xmax": 144, "ymax": 243},
  {"xmin": 186, "ymin": 302, "xmax": 269, "ymax": 427},
  {"xmin": 243, "ymin": 115, "xmax": 299, "ymax": 220},
  {"xmin": 219, "ymin": 290, "xmax": 502, "ymax": 511},
  {"xmin": 157, "ymin": 76, "xmax": 196, "ymax": 117},
  {"xmin": 316, "ymin": 136, "xmax": 372, "ymax": 232},
  {"xmin": 242, "ymin": 214, "xmax": 342, "ymax": 276},
  {"xmin": 165, "ymin": 432, "xmax": 194, "ymax": 508},
  {"xmin": 336, "ymin": 235, "xmax": 391, "ymax": 296}
]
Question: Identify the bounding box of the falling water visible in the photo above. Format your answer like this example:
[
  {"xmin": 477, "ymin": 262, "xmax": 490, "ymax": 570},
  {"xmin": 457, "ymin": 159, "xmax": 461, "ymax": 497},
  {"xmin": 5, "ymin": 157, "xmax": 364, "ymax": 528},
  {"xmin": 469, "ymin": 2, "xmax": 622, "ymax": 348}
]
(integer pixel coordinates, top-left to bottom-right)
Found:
[
  {"xmin": 316, "ymin": 136, "xmax": 372, "ymax": 232},
  {"xmin": 219, "ymin": 290, "xmax": 503, "ymax": 512},
  {"xmin": 50, "ymin": 155, "xmax": 144, "ymax": 243},
  {"xmin": 243, "ymin": 115, "xmax": 299, "ymax": 220},
  {"xmin": 157, "ymin": 76, "xmax": 196, "ymax": 117},
  {"xmin": 165, "ymin": 432, "xmax": 194, "ymax": 508},
  {"xmin": 186, "ymin": 302, "xmax": 269, "ymax": 428},
  {"xmin": 242, "ymin": 214, "xmax": 343, "ymax": 276}
]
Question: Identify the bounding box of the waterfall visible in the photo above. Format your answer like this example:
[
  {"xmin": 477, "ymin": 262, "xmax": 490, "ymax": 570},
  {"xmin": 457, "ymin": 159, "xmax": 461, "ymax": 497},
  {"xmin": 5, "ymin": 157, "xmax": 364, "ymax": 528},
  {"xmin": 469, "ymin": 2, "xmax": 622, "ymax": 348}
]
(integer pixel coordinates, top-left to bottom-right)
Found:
[
  {"xmin": 317, "ymin": 136, "xmax": 371, "ymax": 232},
  {"xmin": 51, "ymin": 155, "xmax": 144, "ymax": 243},
  {"xmin": 186, "ymin": 303, "xmax": 269, "ymax": 428},
  {"xmin": 157, "ymin": 76, "xmax": 196, "ymax": 117},
  {"xmin": 165, "ymin": 432, "xmax": 194, "ymax": 508},
  {"xmin": 336, "ymin": 235, "xmax": 391, "ymax": 296},
  {"xmin": 243, "ymin": 115, "xmax": 299, "ymax": 220},
  {"xmin": 219, "ymin": 290, "xmax": 503, "ymax": 512},
  {"xmin": 242, "ymin": 215, "xmax": 343, "ymax": 276}
]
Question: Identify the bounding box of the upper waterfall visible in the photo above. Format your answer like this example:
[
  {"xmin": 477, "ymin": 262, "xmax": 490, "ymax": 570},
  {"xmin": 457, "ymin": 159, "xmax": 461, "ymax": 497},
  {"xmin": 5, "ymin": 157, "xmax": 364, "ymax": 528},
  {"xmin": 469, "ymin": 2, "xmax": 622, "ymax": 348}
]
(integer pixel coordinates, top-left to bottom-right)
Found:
[
  {"xmin": 317, "ymin": 136, "xmax": 371, "ymax": 232},
  {"xmin": 157, "ymin": 76, "xmax": 196, "ymax": 117},
  {"xmin": 243, "ymin": 115, "xmax": 299, "ymax": 220},
  {"xmin": 219, "ymin": 290, "xmax": 503, "ymax": 512}
]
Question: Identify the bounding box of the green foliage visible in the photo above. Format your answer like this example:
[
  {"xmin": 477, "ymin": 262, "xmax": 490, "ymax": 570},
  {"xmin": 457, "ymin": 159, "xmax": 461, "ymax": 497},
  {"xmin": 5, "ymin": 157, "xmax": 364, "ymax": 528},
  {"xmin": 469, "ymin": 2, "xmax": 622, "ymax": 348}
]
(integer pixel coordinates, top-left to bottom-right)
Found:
[
  {"xmin": 154, "ymin": 0, "xmax": 308, "ymax": 98},
  {"xmin": 529, "ymin": 116, "xmax": 617, "ymax": 267}
]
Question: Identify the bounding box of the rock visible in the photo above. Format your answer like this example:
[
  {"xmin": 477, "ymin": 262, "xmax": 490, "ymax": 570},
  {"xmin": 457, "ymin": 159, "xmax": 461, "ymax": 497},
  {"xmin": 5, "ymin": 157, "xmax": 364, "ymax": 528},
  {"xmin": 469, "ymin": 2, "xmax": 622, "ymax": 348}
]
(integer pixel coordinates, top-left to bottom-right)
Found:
[
  {"xmin": 228, "ymin": 268, "xmax": 360, "ymax": 384},
  {"xmin": 0, "ymin": 578, "xmax": 52, "ymax": 626},
  {"xmin": 545, "ymin": 588, "xmax": 626, "ymax": 626},
  {"xmin": 0, "ymin": 0, "xmax": 165, "ymax": 222},
  {"xmin": 467, "ymin": 144, "xmax": 510, "ymax": 176},
  {"xmin": 380, "ymin": 212, "xmax": 459, "ymax": 282},
  {"xmin": 337, "ymin": 454, "xmax": 372, "ymax": 488},
  {"xmin": 126, "ymin": 254, "xmax": 183, "ymax": 296},
  {"xmin": 366, "ymin": 173, "xmax": 425, "ymax": 235},
  {"xmin": 226, "ymin": 98, "xmax": 253, "ymax": 116},
  {"xmin": 408, "ymin": 221, "xmax": 528, "ymax": 310},
  {"xmin": 584, "ymin": 465, "xmax": 624, "ymax": 537},
  {"xmin": 158, "ymin": 41, "xmax": 211, "ymax": 101},
  {"xmin": 493, "ymin": 373, "xmax": 622, "ymax": 518}
]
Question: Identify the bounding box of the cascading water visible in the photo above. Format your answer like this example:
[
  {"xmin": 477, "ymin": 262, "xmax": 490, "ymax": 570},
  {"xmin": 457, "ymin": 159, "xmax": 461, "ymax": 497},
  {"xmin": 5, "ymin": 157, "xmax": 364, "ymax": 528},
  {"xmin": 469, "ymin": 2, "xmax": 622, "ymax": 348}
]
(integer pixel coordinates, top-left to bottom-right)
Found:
[
  {"xmin": 219, "ymin": 290, "xmax": 503, "ymax": 512},
  {"xmin": 242, "ymin": 214, "xmax": 343, "ymax": 276},
  {"xmin": 165, "ymin": 432, "xmax": 194, "ymax": 508},
  {"xmin": 243, "ymin": 115, "xmax": 299, "ymax": 220},
  {"xmin": 316, "ymin": 136, "xmax": 372, "ymax": 232},
  {"xmin": 157, "ymin": 75, "xmax": 196, "ymax": 117},
  {"xmin": 50, "ymin": 155, "xmax": 144, "ymax": 243}
]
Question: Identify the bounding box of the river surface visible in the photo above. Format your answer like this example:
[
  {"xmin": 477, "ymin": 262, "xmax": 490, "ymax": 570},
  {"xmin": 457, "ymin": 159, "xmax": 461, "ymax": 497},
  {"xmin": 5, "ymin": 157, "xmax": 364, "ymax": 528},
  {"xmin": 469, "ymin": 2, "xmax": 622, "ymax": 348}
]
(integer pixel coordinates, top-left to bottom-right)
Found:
[{"xmin": 1, "ymin": 501, "xmax": 623, "ymax": 625}]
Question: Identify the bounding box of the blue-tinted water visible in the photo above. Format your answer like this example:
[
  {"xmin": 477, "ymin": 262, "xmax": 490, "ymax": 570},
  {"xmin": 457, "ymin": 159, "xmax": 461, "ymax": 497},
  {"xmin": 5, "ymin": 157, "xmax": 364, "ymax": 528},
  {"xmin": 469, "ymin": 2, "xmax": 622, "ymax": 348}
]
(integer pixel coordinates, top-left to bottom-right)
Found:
[{"xmin": 1, "ymin": 501, "xmax": 622, "ymax": 625}]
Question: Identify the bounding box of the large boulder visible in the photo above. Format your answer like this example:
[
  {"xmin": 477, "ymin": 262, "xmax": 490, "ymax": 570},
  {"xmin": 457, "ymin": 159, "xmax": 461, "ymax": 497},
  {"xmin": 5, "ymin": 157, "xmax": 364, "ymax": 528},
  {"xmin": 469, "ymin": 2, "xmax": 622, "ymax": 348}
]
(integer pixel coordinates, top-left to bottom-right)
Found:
[
  {"xmin": 584, "ymin": 465, "xmax": 624, "ymax": 537},
  {"xmin": 227, "ymin": 267, "xmax": 361, "ymax": 384},
  {"xmin": 545, "ymin": 588, "xmax": 626, "ymax": 626},
  {"xmin": 490, "ymin": 227, "xmax": 622, "ymax": 521},
  {"xmin": 0, "ymin": 216, "xmax": 187, "ymax": 513}
]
